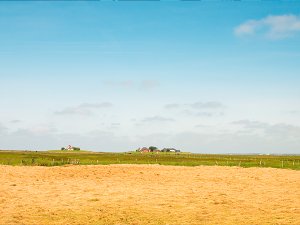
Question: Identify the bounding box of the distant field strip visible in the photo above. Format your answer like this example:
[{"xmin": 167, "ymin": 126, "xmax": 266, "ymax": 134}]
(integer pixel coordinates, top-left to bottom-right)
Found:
[{"xmin": 0, "ymin": 150, "xmax": 299, "ymax": 170}]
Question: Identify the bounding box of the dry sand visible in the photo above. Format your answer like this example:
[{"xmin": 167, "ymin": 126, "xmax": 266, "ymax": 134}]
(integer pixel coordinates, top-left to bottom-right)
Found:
[{"xmin": 0, "ymin": 165, "xmax": 299, "ymax": 225}]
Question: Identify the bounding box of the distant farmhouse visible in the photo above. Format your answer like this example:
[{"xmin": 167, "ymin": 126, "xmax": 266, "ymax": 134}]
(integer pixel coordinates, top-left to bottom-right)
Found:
[
  {"xmin": 61, "ymin": 145, "xmax": 80, "ymax": 151},
  {"xmin": 161, "ymin": 148, "xmax": 180, "ymax": 153},
  {"xmin": 136, "ymin": 146, "xmax": 180, "ymax": 153},
  {"xmin": 138, "ymin": 147, "xmax": 151, "ymax": 153}
]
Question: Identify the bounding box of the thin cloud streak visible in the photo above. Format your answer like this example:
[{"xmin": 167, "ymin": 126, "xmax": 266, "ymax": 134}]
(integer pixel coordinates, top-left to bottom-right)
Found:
[
  {"xmin": 54, "ymin": 102, "xmax": 113, "ymax": 116},
  {"xmin": 235, "ymin": 14, "xmax": 300, "ymax": 39},
  {"xmin": 142, "ymin": 116, "xmax": 175, "ymax": 123},
  {"xmin": 165, "ymin": 101, "xmax": 225, "ymax": 110},
  {"xmin": 188, "ymin": 101, "xmax": 225, "ymax": 109}
]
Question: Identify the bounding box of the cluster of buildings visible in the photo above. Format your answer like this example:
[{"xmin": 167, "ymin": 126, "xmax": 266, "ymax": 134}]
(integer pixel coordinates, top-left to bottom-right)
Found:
[
  {"xmin": 137, "ymin": 147, "xmax": 181, "ymax": 153},
  {"xmin": 61, "ymin": 145, "xmax": 80, "ymax": 151}
]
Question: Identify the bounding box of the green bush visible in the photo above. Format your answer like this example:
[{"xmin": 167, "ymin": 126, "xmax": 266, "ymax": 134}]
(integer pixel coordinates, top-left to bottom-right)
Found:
[{"xmin": 149, "ymin": 146, "xmax": 158, "ymax": 152}]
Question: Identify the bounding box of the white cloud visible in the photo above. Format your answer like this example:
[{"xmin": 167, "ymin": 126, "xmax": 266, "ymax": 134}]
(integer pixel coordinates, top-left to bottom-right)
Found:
[
  {"xmin": 165, "ymin": 101, "xmax": 224, "ymax": 110},
  {"xmin": 265, "ymin": 123, "xmax": 300, "ymax": 139},
  {"xmin": 0, "ymin": 128, "xmax": 133, "ymax": 151},
  {"xmin": 194, "ymin": 124, "xmax": 210, "ymax": 128},
  {"xmin": 10, "ymin": 120, "xmax": 22, "ymax": 124},
  {"xmin": 234, "ymin": 20, "xmax": 260, "ymax": 36},
  {"xmin": 231, "ymin": 120, "xmax": 269, "ymax": 129},
  {"xmin": 164, "ymin": 104, "xmax": 180, "ymax": 109},
  {"xmin": 54, "ymin": 102, "xmax": 113, "ymax": 116},
  {"xmin": 142, "ymin": 116, "xmax": 175, "ymax": 123},
  {"xmin": 195, "ymin": 112, "xmax": 224, "ymax": 117},
  {"xmin": 165, "ymin": 101, "xmax": 225, "ymax": 117},
  {"xmin": 287, "ymin": 110, "xmax": 300, "ymax": 115},
  {"xmin": 79, "ymin": 102, "xmax": 113, "ymax": 108},
  {"xmin": 55, "ymin": 107, "xmax": 93, "ymax": 116},
  {"xmin": 140, "ymin": 80, "xmax": 160, "ymax": 90},
  {"xmin": 189, "ymin": 101, "xmax": 224, "ymax": 109},
  {"xmin": 103, "ymin": 80, "xmax": 134, "ymax": 88},
  {"xmin": 234, "ymin": 14, "xmax": 300, "ymax": 39},
  {"xmin": 0, "ymin": 123, "xmax": 8, "ymax": 134},
  {"xmin": 136, "ymin": 128, "xmax": 300, "ymax": 154},
  {"xmin": 232, "ymin": 120, "xmax": 300, "ymax": 140},
  {"xmin": 1, "ymin": 121, "xmax": 300, "ymax": 153},
  {"xmin": 182, "ymin": 110, "xmax": 216, "ymax": 117}
]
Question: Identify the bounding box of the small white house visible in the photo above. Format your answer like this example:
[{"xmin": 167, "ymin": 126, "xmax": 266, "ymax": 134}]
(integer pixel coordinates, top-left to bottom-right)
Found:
[{"xmin": 61, "ymin": 145, "xmax": 80, "ymax": 151}]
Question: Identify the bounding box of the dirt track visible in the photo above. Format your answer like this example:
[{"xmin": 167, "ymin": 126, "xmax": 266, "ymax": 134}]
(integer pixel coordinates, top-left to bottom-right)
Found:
[{"xmin": 0, "ymin": 165, "xmax": 299, "ymax": 225}]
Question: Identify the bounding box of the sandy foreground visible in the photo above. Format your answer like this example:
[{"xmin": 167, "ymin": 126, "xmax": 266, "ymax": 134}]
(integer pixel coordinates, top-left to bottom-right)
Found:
[{"xmin": 0, "ymin": 165, "xmax": 299, "ymax": 225}]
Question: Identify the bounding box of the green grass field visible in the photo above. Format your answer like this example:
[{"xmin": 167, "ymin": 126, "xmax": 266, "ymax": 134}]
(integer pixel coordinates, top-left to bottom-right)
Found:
[{"xmin": 0, "ymin": 150, "xmax": 299, "ymax": 170}]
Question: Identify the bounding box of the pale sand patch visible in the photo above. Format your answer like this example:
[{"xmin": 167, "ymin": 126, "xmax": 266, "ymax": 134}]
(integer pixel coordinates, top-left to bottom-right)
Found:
[{"xmin": 0, "ymin": 165, "xmax": 299, "ymax": 225}]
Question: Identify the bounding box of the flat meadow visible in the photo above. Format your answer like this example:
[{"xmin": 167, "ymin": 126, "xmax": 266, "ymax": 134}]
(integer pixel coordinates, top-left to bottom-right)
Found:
[
  {"xmin": 0, "ymin": 150, "xmax": 299, "ymax": 169},
  {"xmin": 1, "ymin": 150, "xmax": 299, "ymax": 225}
]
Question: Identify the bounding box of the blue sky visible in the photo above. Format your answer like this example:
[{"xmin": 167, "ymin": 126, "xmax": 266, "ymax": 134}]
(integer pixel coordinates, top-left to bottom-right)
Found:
[{"xmin": 1, "ymin": 2, "xmax": 300, "ymax": 153}]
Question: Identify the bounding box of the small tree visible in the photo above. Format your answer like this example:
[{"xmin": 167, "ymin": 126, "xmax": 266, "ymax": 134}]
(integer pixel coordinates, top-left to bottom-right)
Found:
[{"xmin": 149, "ymin": 146, "xmax": 158, "ymax": 152}]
